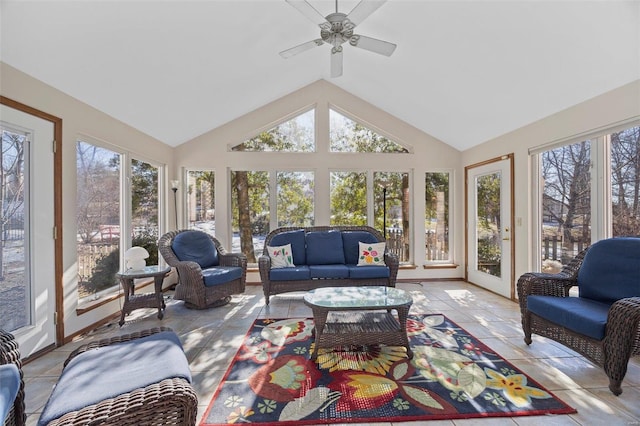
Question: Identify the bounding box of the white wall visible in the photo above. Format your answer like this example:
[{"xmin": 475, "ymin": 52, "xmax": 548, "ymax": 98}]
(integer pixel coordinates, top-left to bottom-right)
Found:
[
  {"xmin": 461, "ymin": 79, "xmax": 640, "ymax": 286},
  {"xmin": 174, "ymin": 80, "xmax": 465, "ymax": 282},
  {"xmin": 1, "ymin": 62, "xmax": 176, "ymax": 338}
]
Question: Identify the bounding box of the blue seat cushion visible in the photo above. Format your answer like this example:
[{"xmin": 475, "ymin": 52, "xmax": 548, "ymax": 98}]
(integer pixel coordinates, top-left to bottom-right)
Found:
[
  {"xmin": 347, "ymin": 265, "xmax": 390, "ymax": 279},
  {"xmin": 172, "ymin": 230, "xmax": 219, "ymax": 268},
  {"xmin": 0, "ymin": 364, "xmax": 20, "ymax": 423},
  {"xmin": 309, "ymin": 264, "xmax": 349, "ymax": 279},
  {"xmin": 269, "ymin": 266, "xmax": 310, "ymax": 281},
  {"xmin": 38, "ymin": 331, "xmax": 191, "ymax": 426},
  {"xmin": 342, "ymin": 231, "xmax": 380, "ymax": 265},
  {"xmin": 202, "ymin": 266, "xmax": 243, "ymax": 287},
  {"xmin": 306, "ymin": 231, "xmax": 345, "ymax": 265},
  {"xmin": 270, "ymin": 229, "xmax": 307, "ymax": 265},
  {"xmin": 578, "ymin": 237, "xmax": 640, "ymax": 304},
  {"xmin": 527, "ymin": 295, "xmax": 611, "ymax": 340}
]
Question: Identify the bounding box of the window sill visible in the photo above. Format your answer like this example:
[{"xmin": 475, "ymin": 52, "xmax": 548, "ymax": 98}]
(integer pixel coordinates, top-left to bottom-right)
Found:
[{"xmin": 423, "ymin": 263, "xmax": 459, "ymax": 269}]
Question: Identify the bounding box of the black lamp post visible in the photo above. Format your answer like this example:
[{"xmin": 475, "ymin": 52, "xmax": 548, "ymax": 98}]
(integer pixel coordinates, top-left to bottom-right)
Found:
[
  {"xmin": 378, "ymin": 180, "xmax": 390, "ymax": 240},
  {"xmin": 171, "ymin": 180, "xmax": 179, "ymax": 229}
]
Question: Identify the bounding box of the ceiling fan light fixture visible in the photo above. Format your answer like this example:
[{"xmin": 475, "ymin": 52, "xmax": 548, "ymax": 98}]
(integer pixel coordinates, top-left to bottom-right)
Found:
[{"xmin": 280, "ymin": 0, "xmax": 396, "ymax": 77}]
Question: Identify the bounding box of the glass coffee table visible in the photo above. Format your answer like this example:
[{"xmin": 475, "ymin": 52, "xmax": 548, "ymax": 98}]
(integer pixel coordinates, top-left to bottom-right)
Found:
[{"xmin": 303, "ymin": 286, "xmax": 414, "ymax": 361}]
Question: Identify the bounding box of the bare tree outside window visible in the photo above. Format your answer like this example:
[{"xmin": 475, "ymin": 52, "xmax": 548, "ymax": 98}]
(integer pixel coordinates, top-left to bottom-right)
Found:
[
  {"xmin": 611, "ymin": 126, "xmax": 640, "ymax": 237},
  {"xmin": 0, "ymin": 128, "xmax": 28, "ymax": 331},
  {"xmin": 541, "ymin": 141, "xmax": 591, "ymax": 268},
  {"xmin": 188, "ymin": 170, "xmax": 215, "ymax": 235}
]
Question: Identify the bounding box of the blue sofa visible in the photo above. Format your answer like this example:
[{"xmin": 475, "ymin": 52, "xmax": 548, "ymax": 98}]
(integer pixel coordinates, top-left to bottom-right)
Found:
[
  {"xmin": 517, "ymin": 237, "xmax": 640, "ymax": 395},
  {"xmin": 258, "ymin": 226, "xmax": 399, "ymax": 305}
]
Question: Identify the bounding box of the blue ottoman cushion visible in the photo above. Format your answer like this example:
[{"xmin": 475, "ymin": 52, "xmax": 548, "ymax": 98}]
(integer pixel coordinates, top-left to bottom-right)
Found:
[{"xmin": 38, "ymin": 331, "xmax": 191, "ymax": 426}]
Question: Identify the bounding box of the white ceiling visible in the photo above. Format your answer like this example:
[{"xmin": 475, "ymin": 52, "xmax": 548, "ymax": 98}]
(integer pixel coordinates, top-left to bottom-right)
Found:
[{"xmin": 1, "ymin": 0, "xmax": 639, "ymax": 151}]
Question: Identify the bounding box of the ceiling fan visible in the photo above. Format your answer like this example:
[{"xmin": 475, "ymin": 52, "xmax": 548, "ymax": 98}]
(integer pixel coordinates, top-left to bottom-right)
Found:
[{"xmin": 280, "ymin": 0, "xmax": 396, "ymax": 78}]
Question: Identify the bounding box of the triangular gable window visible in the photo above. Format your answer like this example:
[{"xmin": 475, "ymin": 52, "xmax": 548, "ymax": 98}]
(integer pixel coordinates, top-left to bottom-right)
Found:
[
  {"xmin": 231, "ymin": 109, "xmax": 315, "ymax": 152},
  {"xmin": 330, "ymin": 109, "xmax": 409, "ymax": 153}
]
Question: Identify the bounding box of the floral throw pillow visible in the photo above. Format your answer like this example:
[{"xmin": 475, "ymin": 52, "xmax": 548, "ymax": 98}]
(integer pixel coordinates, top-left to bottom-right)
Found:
[
  {"xmin": 357, "ymin": 241, "xmax": 386, "ymax": 266},
  {"xmin": 267, "ymin": 243, "xmax": 295, "ymax": 268}
]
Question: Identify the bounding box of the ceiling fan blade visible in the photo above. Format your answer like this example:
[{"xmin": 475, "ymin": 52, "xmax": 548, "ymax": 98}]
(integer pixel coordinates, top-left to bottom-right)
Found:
[
  {"xmin": 279, "ymin": 39, "xmax": 324, "ymax": 59},
  {"xmin": 286, "ymin": 0, "xmax": 330, "ymax": 28},
  {"xmin": 350, "ymin": 34, "xmax": 396, "ymax": 56},
  {"xmin": 346, "ymin": 0, "xmax": 387, "ymax": 26},
  {"xmin": 330, "ymin": 49, "xmax": 343, "ymax": 78}
]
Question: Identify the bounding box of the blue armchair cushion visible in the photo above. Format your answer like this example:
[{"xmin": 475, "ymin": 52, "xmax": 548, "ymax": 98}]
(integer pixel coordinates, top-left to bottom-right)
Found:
[
  {"xmin": 578, "ymin": 237, "xmax": 640, "ymax": 304},
  {"xmin": 342, "ymin": 231, "xmax": 380, "ymax": 265},
  {"xmin": 309, "ymin": 264, "xmax": 349, "ymax": 279},
  {"xmin": 0, "ymin": 364, "xmax": 20, "ymax": 423},
  {"xmin": 38, "ymin": 331, "xmax": 191, "ymax": 426},
  {"xmin": 202, "ymin": 266, "xmax": 243, "ymax": 287},
  {"xmin": 347, "ymin": 265, "xmax": 390, "ymax": 279},
  {"xmin": 306, "ymin": 231, "xmax": 345, "ymax": 265},
  {"xmin": 172, "ymin": 230, "xmax": 219, "ymax": 268},
  {"xmin": 270, "ymin": 229, "xmax": 307, "ymax": 266},
  {"xmin": 269, "ymin": 266, "xmax": 311, "ymax": 281},
  {"xmin": 527, "ymin": 295, "xmax": 611, "ymax": 340}
]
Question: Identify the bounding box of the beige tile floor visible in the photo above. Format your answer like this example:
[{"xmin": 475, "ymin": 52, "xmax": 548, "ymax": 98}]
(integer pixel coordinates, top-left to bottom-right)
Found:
[{"xmin": 22, "ymin": 281, "xmax": 640, "ymax": 425}]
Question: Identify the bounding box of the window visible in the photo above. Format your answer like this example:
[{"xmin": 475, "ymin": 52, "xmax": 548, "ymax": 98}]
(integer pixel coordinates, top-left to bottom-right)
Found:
[
  {"xmin": 1, "ymin": 126, "xmax": 28, "ymax": 331},
  {"xmin": 76, "ymin": 140, "xmax": 163, "ymax": 302},
  {"xmin": 540, "ymin": 140, "xmax": 591, "ymax": 269},
  {"xmin": 425, "ymin": 172, "xmax": 450, "ymax": 262},
  {"xmin": 277, "ymin": 171, "xmax": 314, "ymax": 227},
  {"xmin": 76, "ymin": 141, "xmax": 121, "ymax": 300},
  {"xmin": 230, "ymin": 169, "xmax": 315, "ymax": 264},
  {"xmin": 610, "ymin": 126, "xmax": 640, "ymax": 237},
  {"xmin": 330, "ymin": 171, "xmax": 367, "ymax": 225},
  {"xmin": 231, "ymin": 109, "xmax": 315, "ymax": 152},
  {"xmin": 329, "ymin": 109, "xmax": 408, "ymax": 153},
  {"xmin": 230, "ymin": 170, "xmax": 269, "ymax": 264},
  {"xmin": 187, "ymin": 170, "xmax": 215, "ymax": 234}
]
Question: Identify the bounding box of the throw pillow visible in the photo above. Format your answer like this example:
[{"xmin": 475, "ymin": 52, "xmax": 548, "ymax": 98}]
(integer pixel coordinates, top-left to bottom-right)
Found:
[
  {"xmin": 357, "ymin": 241, "xmax": 386, "ymax": 266},
  {"xmin": 267, "ymin": 244, "xmax": 295, "ymax": 268}
]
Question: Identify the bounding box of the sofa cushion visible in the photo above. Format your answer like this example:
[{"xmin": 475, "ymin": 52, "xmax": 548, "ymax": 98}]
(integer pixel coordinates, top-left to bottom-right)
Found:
[
  {"xmin": 38, "ymin": 331, "xmax": 191, "ymax": 426},
  {"xmin": 578, "ymin": 237, "xmax": 640, "ymax": 304},
  {"xmin": 269, "ymin": 266, "xmax": 310, "ymax": 281},
  {"xmin": 342, "ymin": 231, "xmax": 380, "ymax": 264},
  {"xmin": 270, "ymin": 229, "xmax": 306, "ymax": 265},
  {"xmin": 172, "ymin": 230, "xmax": 218, "ymax": 268},
  {"xmin": 202, "ymin": 266, "xmax": 243, "ymax": 287},
  {"xmin": 309, "ymin": 264, "xmax": 349, "ymax": 279},
  {"xmin": 267, "ymin": 244, "xmax": 295, "ymax": 268},
  {"xmin": 306, "ymin": 231, "xmax": 345, "ymax": 265},
  {"xmin": 347, "ymin": 265, "xmax": 390, "ymax": 279},
  {"xmin": 357, "ymin": 242, "xmax": 386, "ymax": 266},
  {"xmin": 527, "ymin": 295, "xmax": 611, "ymax": 340}
]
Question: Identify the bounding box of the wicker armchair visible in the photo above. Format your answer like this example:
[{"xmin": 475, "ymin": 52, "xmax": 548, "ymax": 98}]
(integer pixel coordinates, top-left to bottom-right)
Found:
[
  {"xmin": 1, "ymin": 330, "xmax": 25, "ymax": 426},
  {"xmin": 159, "ymin": 230, "xmax": 247, "ymax": 309},
  {"xmin": 517, "ymin": 238, "xmax": 640, "ymax": 395},
  {"xmin": 39, "ymin": 327, "xmax": 197, "ymax": 425}
]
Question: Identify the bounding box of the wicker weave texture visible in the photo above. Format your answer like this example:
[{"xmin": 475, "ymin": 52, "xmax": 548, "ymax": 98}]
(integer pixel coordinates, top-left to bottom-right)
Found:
[
  {"xmin": 1, "ymin": 329, "xmax": 25, "ymax": 426},
  {"xmin": 517, "ymin": 246, "xmax": 640, "ymax": 395},
  {"xmin": 259, "ymin": 226, "xmax": 399, "ymax": 305},
  {"xmin": 159, "ymin": 230, "xmax": 247, "ymax": 309},
  {"xmin": 47, "ymin": 327, "xmax": 197, "ymax": 425}
]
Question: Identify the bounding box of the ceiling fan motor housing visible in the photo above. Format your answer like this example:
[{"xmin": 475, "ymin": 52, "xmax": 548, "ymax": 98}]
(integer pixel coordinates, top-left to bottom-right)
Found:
[{"xmin": 321, "ymin": 12, "xmax": 354, "ymax": 52}]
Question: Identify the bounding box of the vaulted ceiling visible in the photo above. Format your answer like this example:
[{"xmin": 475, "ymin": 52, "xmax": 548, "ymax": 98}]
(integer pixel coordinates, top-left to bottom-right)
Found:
[{"xmin": 1, "ymin": 0, "xmax": 638, "ymax": 151}]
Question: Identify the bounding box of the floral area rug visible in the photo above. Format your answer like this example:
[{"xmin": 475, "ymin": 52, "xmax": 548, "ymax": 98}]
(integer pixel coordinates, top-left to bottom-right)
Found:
[{"xmin": 200, "ymin": 314, "xmax": 576, "ymax": 425}]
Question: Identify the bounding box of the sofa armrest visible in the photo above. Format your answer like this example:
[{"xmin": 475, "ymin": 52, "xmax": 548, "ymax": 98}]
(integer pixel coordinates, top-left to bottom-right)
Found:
[{"xmin": 384, "ymin": 252, "xmax": 399, "ymax": 287}]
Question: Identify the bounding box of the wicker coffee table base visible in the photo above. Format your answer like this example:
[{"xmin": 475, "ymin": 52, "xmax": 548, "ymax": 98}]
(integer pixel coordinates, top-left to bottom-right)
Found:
[{"xmin": 310, "ymin": 309, "xmax": 413, "ymax": 360}]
